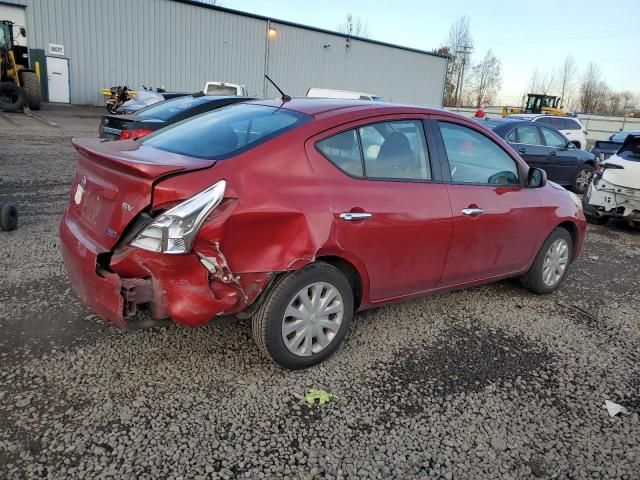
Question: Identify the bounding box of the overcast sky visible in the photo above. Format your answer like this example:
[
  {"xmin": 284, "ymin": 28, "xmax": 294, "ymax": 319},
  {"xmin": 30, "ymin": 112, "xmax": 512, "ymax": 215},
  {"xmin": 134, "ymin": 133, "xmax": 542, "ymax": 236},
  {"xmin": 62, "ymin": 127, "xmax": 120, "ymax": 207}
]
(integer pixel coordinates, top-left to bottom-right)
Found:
[{"xmin": 226, "ymin": 0, "xmax": 640, "ymax": 105}]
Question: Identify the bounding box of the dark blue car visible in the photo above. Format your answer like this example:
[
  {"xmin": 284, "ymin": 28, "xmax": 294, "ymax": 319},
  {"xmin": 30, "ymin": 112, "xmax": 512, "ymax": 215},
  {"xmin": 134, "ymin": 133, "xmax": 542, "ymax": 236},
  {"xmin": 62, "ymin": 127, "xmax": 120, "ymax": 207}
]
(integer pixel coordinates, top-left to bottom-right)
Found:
[{"xmin": 476, "ymin": 118, "xmax": 598, "ymax": 193}]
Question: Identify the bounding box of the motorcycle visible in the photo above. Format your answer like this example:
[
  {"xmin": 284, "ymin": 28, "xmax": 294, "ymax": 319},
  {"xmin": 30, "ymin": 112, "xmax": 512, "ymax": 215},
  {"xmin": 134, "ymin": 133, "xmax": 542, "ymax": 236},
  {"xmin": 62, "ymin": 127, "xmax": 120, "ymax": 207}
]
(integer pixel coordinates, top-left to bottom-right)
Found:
[{"xmin": 102, "ymin": 85, "xmax": 135, "ymax": 114}]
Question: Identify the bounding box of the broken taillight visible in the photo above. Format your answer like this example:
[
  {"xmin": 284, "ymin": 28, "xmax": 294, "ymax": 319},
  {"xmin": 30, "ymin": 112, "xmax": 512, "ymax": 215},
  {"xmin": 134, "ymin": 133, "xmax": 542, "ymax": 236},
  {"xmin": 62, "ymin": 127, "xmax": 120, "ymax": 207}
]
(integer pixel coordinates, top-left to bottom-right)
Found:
[{"xmin": 120, "ymin": 128, "xmax": 154, "ymax": 140}]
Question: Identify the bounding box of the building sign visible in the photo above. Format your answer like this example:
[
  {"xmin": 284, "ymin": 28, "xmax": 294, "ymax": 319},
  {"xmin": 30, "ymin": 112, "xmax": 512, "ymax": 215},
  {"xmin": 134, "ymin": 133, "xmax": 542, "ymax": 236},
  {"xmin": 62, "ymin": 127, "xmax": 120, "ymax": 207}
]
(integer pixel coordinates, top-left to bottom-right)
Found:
[{"xmin": 49, "ymin": 44, "xmax": 64, "ymax": 56}]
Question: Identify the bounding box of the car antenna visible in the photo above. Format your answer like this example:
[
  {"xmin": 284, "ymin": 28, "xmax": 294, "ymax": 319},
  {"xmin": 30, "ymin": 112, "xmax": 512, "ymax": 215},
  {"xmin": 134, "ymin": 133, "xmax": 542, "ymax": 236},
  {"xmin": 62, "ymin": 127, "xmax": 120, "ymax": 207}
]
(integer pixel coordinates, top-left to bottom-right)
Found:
[{"xmin": 265, "ymin": 75, "xmax": 291, "ymax": 101}]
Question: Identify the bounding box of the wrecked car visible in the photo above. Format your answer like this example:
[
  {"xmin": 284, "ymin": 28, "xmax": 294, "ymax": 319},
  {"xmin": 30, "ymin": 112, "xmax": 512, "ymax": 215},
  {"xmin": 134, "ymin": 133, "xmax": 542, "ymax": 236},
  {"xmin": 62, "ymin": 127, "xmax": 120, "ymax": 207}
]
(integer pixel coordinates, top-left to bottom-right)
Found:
[
  {"xmin": 60, "ymin": 99, "xmax": 586, "ymax": 369},
  {"xmin": 584, "ymin": 134, "xmax": 640, "ymax": 227}
]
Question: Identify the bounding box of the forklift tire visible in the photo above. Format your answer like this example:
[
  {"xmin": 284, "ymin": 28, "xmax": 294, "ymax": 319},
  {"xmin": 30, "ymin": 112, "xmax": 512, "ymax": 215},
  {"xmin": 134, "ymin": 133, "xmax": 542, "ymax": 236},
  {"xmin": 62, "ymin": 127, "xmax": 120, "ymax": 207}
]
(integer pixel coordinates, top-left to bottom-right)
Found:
[
  {"xmin": 0, "ymin": 82, "xmax": 25, "ymax": 112},
  {"xmin": 0, "ymin": 204, "xmax": 18, "ymax": 232},
  {"xmin": 21, "ymin": 72, "xmax": 41, "ymax": 110}
]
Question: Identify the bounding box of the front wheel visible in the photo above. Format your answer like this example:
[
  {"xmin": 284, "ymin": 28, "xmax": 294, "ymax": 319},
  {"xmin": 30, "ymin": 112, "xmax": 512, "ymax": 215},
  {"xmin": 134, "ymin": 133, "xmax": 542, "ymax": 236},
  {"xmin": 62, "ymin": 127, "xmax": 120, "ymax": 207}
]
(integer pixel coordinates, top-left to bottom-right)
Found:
[
  {"xmin": 573, "ymin": 164, "xmax": 595, "ymax": 194},
  {"xmin": 520, "ymin": 228, "xmax": 573, "ymax": 294},
  {"xmin": 252, "ymin": 263, "xmax": 354, "ymax": 369}
]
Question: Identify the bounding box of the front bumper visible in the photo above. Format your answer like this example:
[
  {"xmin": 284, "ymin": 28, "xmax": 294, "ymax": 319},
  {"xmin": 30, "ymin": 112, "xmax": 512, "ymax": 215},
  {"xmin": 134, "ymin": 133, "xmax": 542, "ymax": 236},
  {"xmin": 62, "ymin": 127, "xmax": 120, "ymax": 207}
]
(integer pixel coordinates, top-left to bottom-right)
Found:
[{"xmin": 60, "ymin": 212, "xmax": 272, "ymax": 327}]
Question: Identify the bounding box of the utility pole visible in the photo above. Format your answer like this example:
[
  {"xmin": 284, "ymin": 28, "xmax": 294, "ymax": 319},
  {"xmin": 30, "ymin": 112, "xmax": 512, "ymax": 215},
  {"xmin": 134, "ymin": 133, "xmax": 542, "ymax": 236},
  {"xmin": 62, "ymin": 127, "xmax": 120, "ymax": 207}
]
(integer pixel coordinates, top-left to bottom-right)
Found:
[{"xmin": 455, "ymin": 45, "xmax": 473, "ymax": 107}]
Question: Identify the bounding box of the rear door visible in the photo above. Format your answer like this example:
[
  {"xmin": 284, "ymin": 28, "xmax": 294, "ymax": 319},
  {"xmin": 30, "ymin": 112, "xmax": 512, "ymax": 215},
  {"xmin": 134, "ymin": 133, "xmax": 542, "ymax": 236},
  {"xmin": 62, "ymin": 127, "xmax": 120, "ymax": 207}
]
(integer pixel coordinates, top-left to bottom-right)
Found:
[
  {"xmin": 507, "ymin": 125, "xmax": 548, "ymax": 169},
  {"xmin": 305, "ymin": 116, "xmax": 453, "ymax": 301},
  {"xmin": 540, "ymin": 126, "xmax": 579, "ymax": 184},
  {"xmin": 432, "ymin": 119, "xmax": 541, "ymax": 285}
]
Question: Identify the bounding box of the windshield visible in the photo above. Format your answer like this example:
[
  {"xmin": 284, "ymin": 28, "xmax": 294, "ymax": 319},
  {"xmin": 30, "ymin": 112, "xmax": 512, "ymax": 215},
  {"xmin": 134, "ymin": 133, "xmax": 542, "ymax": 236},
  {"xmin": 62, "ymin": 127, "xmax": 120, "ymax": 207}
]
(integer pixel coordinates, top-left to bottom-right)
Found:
[
  {"xmin": 611, "ymin": 131, "xmax": 640, "ymax": 143},
  {"xmin": 142, "ymin": 104, "xmax": 311, "ymax": 160},
  {"xmin": 0, "ymin": 23, "xmax": 10, "ymax": 49}
]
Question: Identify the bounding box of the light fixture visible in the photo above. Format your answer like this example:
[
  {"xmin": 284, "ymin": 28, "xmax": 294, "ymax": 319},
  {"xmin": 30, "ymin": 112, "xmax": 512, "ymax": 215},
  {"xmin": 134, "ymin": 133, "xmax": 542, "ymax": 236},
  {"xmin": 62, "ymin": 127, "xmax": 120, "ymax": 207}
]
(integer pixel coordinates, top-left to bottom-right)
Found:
[{"xmin": 268, "ymin": 27, "xmax": 277, "ymax": 37}]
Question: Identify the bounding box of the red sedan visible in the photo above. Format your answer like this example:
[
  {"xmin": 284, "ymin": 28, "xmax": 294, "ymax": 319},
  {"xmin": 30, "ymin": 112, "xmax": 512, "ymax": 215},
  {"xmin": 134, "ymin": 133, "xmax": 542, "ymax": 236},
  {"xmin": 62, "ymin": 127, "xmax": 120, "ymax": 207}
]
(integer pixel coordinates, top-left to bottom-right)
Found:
[{"xmin": 60, "ymin": 99, "xmax": 586, "ymax": 369}]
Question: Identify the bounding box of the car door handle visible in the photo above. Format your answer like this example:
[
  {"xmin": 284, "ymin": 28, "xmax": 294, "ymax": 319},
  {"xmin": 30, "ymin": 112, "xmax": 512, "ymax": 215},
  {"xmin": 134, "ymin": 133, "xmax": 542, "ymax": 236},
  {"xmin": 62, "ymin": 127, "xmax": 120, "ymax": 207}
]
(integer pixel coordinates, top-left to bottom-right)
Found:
[
  {"xmin": 518, "ymin": 148, "xmax": 526, "ymax": 154},
  {"xmin": 461, "ymin": 208, "xmax": 484, "ymax": 216},
  {"xmin": 340, "ymin": 212, "xmax": 372, "ymax": 221},
  {"xmin": 550, "ymin": 150, "xmax": 557, "ymax": 156}
]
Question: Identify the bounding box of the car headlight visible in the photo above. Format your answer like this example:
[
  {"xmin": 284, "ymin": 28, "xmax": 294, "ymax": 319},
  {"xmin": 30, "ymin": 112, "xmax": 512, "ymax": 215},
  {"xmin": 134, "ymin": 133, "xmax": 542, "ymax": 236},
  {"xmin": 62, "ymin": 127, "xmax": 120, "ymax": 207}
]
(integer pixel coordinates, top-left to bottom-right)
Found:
[
  {"xmin": 131, "ymin": 180, "xmax": 226, "ymax": 254},
  {"xmin": 568, "ymin": 190, "xmax": 583, "ymax": 211}
]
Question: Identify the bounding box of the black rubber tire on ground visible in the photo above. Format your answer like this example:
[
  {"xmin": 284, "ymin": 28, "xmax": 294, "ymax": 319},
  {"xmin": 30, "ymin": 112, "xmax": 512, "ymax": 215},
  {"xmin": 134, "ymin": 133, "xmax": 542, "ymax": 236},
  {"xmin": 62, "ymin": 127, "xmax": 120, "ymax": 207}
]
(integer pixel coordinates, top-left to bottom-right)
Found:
[
  {"xmin": 252, "ymin": 262, "xmax": 354, "ymax": 369},
  {"xmin": 21, "ymin": 71, "xmax": 41, "ymax": 110},
  {"xmin": 0, "ymin": 82, "xmax": 25, "ymax": 112},
  {"xmin": 0, "ymin": 204, "xmax": 18, "ymax": 232},
  {"xmin": 585, "ymin": 214, "xmax": 609, "ymax": 226},
  {"xmin": 572, "ymin": 164, "xmax": 595, "ymax": 194},
  {"xmin": 520, "ymin": 227, "xmax": 573, "ymax": 295}
]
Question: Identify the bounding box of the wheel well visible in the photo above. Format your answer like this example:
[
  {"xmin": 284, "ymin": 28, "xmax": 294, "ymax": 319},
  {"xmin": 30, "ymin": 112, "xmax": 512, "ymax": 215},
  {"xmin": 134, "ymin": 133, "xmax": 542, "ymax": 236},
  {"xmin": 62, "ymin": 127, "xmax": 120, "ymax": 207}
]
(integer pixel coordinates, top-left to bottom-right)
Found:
[
  {"xmin": 317, "ymin": 256, "xmax": 363, "ymax": 309},
  {"xmin": 556, "ymin": 221, "xmax": 578, "ymax": 259},
  {"xmin": 584, "ymin": 160, "xmax": 596, "ymax": 168}
]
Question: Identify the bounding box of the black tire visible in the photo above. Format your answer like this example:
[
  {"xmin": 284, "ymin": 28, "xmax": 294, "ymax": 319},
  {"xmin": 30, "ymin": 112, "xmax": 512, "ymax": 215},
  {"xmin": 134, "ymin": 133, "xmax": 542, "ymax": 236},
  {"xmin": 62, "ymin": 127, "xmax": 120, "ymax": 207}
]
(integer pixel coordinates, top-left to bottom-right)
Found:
[
  {"xmin": 520, "ymin": 227, "xmax": 573, "ymax": 295},
  {"xmin": 0, "ymin": 204, "xmax": 18, "ymax": 232},
  {"xmin": 21, "ymin": 71, "xmax": 41, "ymax": 110},
  {"xmin": 252, "ymin": 262, "xmax": 354, "ymax": 369},
  {"xmin": 0, "ymin": 82, "xmax": 25, "ymax": 112},
  {"xmin": 572, "ymin": 164, "xmax": 595, "ymax": 194},
  {"xmin": 586, "ymin": 214, "xmax": 608, "ymax": 226}
]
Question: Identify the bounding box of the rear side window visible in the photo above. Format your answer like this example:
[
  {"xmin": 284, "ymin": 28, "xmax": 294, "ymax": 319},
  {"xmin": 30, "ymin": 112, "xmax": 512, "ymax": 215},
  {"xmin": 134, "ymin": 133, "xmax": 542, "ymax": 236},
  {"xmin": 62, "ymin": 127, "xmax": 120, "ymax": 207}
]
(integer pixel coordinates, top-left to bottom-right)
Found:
[
  {"xmin": 537, "ymin": 116, "xmax": 566, "ymax": 130},
  {"xmin": 143, "ymin": 104, "xmax": 310, "ymax": 160},
  {"xmin": 438, "ymin": 122, "xmax": 519, "ymax": 185},
  {"xmin": 541, "ymin": 127, "xmax": 567, "ymax": 148},
  {"xmin": 316, "ymin": 120, "xmax": 432, "ymax": 181},
  {"xmin": 565, "ymin": 119, "xmax": 582, "ymax": 130},
  {"xmin": 516, "ymin": 126, "xmax": 541, "ymax": 145}
]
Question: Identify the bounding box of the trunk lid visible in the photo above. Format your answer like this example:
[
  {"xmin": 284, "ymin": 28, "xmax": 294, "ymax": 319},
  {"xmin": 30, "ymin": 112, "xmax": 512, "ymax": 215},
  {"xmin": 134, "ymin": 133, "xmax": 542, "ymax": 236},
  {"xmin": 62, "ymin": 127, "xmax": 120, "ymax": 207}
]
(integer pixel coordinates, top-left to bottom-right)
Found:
[
  {"xmin": 69, "ymin": 138, "xmax": 213, "ymax": 250},
  {"xmin": 99, "ymin": 115, "xmax": 165, "ymax": 140}
]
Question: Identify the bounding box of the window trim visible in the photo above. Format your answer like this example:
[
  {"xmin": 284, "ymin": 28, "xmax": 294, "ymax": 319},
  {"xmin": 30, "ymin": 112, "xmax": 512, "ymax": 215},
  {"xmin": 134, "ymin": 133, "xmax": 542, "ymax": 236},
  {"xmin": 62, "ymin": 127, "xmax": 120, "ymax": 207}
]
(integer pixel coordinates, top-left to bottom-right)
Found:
[
  {"xmin": 432, "ymin": 119, "xmax": 525, "ymax": 187},
  {"xmin": 313, "ymin": 117, "xmax": 437, "ymax": 184}
]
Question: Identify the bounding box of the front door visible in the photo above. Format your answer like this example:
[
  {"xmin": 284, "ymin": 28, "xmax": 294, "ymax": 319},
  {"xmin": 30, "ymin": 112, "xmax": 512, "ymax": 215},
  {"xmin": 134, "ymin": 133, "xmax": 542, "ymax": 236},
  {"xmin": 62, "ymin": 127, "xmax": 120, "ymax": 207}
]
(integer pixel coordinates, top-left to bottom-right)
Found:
[
  {"xmin": 434, "ymin": 120, "xmax": 541, "ymax": 285},
  {"xmin": 305, "ymin": 117, "xmax": 453, "ymax": 301},
  {"xmin": 509, "ymin": 124, "xmax": 548, "ymax": 170},
  {"xmin": 46, "ymin": 56, "xmax": 69, "ymax": 103},
  {"xmin": 540, "ymin": 126, "xmax": 578, "ymax": 184}
]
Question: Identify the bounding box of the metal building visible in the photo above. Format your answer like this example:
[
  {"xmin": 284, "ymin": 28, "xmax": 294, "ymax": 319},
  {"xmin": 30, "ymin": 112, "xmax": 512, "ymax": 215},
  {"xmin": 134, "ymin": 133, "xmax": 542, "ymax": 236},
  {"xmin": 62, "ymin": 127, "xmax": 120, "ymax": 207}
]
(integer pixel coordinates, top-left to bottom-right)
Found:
[{"xmin": 0, "ymin": 0, "xmax": 447, "ymax": 106}]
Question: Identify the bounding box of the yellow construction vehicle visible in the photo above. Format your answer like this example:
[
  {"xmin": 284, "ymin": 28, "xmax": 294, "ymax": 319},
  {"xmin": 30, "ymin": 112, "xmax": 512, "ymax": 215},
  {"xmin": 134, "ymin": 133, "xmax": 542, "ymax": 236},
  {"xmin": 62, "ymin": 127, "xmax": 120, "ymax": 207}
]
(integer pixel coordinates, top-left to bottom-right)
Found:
[
  {"xmin": 502, "ymin": 93, "xmax": 566, "ymax": 117},
  {"xmin": 0, "ymin": 20, "xmax": 41, "ymax": 111}
]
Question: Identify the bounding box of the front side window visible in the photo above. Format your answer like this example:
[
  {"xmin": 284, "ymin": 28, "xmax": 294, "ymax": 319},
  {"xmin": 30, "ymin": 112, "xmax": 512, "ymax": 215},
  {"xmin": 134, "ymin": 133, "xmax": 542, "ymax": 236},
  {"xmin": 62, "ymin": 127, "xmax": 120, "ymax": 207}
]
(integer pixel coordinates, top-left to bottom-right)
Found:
[
  {"xmin": 142, "ymin": 104, "xmax": 310, "ymax": 160},
  {"xmin": 516, "ymin": 126, "xmax": 541, "ymax": 145},
  {"xmin": 439, "ymin": 122, "xmax": 519, "ymax": 185},
  {"xmin": 541, "ymin": 127, "xmax": 567, "ymax": 148}
]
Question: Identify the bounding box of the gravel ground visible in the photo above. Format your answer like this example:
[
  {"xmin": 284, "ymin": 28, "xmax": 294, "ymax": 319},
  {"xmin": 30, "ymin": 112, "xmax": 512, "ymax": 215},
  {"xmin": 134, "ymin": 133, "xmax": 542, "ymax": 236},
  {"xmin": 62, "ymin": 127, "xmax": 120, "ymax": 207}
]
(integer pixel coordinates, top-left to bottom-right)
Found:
[{"xmin": 1, "ymin": 105, "xmax": 639, "ymax": 479}]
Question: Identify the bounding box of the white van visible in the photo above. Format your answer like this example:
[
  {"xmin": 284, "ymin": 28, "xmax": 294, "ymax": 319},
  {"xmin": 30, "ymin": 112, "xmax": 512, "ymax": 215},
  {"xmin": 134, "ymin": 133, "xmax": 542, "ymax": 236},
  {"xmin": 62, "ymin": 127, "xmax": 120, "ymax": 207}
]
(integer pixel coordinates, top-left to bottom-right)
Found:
[
  {"xmin": 306, "ymin": 87, "xmax": 383, "ymax": 102},
  {"xmin": 203, "ymin": 82, "xmax": 249, "ymax": 96}
]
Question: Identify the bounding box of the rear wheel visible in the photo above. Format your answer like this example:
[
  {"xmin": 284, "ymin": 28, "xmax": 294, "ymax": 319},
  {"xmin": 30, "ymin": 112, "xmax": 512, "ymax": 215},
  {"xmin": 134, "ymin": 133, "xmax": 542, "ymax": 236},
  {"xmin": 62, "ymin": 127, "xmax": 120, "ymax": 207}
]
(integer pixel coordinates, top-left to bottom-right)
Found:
[
  {"xmin": 573, "ymin": 164, "xmax": 595, "ymax": 194},
  {"xmin": 21, "ymin": 71, "xmax": 41, "ymax": 110},
  {"xmin": 521, "ymin": 228, "xmax": 572, "ymax": 294},
  {"xmin": 0, "ymin": 204, "xmax": 18, "ymax": 231},
  {"xmin": 252, "ymin": 263, "xmax": 354, "ymax": 369},
  {"xmin": 0, "ymin": 82, "xmax": 25, "ymax": 111}
]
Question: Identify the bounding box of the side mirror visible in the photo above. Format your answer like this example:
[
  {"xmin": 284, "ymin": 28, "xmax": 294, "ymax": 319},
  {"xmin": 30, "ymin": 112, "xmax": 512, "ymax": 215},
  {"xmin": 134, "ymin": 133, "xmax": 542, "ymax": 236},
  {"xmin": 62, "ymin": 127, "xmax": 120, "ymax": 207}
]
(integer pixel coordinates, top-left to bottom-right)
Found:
[
  {"xmin": 19, "ymin": 27, "xmax": 26, "ymax": 37},
  {"xmin": 567, "ymin": 142, "xmax": 576, "ymax": 150},
  {"xmin": 528, "ymin": 167, "xmax": 547, "ymax": 188}
]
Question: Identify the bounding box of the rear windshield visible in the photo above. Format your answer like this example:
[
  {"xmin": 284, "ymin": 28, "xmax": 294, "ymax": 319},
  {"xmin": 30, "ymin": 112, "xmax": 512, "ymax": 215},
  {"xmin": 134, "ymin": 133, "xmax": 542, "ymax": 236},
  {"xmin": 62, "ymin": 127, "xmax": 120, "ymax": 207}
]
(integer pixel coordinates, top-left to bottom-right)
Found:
[
  {"xmin": 135, "ymin": 96, "xmax": 212, "ymax": 121},
  {"xmin": 142, "ymin": 104, "xmax": 310, "ymax": 160},
  {"xmin": 205, "ymin": 85, "xmax": 239, "ymax": 96},
  {"xmin": 618, "ymin": 137, "xmax": 640, "ymax": 162}
]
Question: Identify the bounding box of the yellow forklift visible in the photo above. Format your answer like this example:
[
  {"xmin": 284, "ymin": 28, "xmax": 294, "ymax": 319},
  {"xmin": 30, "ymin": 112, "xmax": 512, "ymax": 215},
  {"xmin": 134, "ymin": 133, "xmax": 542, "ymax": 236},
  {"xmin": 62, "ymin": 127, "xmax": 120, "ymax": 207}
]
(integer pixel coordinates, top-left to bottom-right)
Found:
[
  {"xmin": 0, "ymin": 19, "xmax": 41, "ymax": 111},
  {"xmin": 502, "ymin": 93, "xmax": 566, "ymax": 117}
]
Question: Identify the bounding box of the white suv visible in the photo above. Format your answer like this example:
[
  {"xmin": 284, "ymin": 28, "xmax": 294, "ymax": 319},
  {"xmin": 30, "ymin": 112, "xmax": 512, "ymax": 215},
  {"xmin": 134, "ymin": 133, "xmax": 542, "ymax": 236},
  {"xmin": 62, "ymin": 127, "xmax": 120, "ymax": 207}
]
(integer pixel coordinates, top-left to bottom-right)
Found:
[{"xmin": 509, "ymin": 114, "xmax": 588, "ymax": 150}]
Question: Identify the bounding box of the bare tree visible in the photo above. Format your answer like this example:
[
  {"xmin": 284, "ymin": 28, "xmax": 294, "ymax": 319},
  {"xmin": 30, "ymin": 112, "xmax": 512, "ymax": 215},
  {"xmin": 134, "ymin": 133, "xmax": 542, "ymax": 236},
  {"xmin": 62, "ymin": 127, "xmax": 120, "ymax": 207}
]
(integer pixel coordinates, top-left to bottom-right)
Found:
[
  {"xmin": 527, "ymin": 68, "xmax": 554, "ymax": 95},
  {"xmin": 469, "ymin": 50, "xmax": 502, "ymax": 107},
  {"xmin": 338, "ymin": 14, "xmax": 370, "ymax": 38},
  {"xmin": 556, "ymin": 55, "xmax": 577, "ymax": 108},
  {"xmin": 440, "ymin": 16, "xmax": 473, "ymax": 107},
  {"xmin": 579, "ymin": 62, "xmax": 609, "ymax": 114},
  {"xmin": 619, "ymin": 91, "xmax": 637, "ymax": 116}
]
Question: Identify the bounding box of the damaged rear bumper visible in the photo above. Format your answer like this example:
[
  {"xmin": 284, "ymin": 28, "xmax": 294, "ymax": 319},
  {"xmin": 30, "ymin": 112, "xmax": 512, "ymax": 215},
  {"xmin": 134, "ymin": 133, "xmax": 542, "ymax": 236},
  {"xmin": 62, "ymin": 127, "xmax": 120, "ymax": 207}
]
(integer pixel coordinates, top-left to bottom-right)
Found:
[
  {"xmin": 585, "ymin": 179, "xmax": 640, "ymax": 222},
  {"xmin": 60, "ymin": 212, "xmax": 272, "ymax": 327}
]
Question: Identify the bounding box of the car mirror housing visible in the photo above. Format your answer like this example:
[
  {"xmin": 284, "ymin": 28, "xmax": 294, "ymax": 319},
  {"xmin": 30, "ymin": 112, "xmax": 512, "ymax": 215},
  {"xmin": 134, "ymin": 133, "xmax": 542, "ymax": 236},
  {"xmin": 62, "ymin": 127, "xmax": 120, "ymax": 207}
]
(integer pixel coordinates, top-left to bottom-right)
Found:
[
  {"xmin": 567, "ymin": 142, "xmax": 576, "ymax": 150},
  {"xmin": 528, "ymin": 167, "xmax": 547, "ymax": 188}
]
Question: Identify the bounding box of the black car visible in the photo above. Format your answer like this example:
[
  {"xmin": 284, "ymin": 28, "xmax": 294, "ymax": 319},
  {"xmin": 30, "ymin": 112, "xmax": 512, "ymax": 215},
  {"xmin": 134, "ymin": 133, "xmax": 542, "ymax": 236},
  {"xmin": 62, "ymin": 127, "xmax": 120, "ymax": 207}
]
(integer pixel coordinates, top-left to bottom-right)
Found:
[
  {"xmin": 478, "ymin": 118, "xmax": 598, "ymax": 193},
  {"xmin": 98, "ymin": 93, "xmax": 255, "ymax": 141},
  {"xmin": 590, "ymin": 129, "xmax": 640, "ymax": 162}
]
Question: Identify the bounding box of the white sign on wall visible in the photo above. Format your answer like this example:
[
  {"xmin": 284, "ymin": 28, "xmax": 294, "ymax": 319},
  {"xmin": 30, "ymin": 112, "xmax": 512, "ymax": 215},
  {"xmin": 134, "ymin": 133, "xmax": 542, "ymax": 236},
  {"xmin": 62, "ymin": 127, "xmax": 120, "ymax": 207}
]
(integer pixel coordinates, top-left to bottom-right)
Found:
[{"xmin": 48, "ymin": 44, "xmax": 64, "ymax": 56}]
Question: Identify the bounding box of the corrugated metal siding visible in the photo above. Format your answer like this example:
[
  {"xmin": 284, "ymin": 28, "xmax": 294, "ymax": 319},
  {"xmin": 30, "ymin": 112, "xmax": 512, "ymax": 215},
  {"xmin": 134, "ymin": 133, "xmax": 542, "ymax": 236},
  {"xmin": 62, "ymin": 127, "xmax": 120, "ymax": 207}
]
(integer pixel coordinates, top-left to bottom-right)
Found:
[{"xmin": 22, "ymin": 0, "xmax": 446, "ymax": 106}]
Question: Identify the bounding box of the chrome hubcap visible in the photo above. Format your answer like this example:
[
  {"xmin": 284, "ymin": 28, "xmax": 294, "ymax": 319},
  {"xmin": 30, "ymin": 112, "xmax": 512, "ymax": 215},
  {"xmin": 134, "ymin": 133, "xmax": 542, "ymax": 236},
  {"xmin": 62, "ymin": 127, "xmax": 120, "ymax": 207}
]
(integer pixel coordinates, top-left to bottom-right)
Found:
[
  {"xmin": 576, "ymin": 169, "xmax": 593, "ymax": 189},
  {"xmin": 542, "ymin": 239, "xmax": 569, "ymax": 287},
  {"xmin": 282, "ymin": 282, "xmax": 344, "ymax": 356}
]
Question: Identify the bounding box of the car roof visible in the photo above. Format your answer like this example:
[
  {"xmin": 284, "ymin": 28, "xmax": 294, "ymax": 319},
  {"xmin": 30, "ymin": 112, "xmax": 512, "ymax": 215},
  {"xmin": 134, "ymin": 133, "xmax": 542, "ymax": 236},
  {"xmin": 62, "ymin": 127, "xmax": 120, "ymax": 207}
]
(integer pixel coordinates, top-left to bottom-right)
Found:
[
  {"xmin": 246, "ymin": 97, "xmax": 454, "ymax": 117},
  {"xmin": 477, "ymin": 118, "xmax": 541, "ymax": 135}
]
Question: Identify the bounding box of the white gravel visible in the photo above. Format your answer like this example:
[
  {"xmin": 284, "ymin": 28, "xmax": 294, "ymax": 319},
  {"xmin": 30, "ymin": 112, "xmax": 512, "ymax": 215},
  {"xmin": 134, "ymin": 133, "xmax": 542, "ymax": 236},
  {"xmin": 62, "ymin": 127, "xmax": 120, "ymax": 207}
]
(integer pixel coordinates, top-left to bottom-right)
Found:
[{"xmin": 1, "ymin": 105, "xmax": 639, "ymax": 479}]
